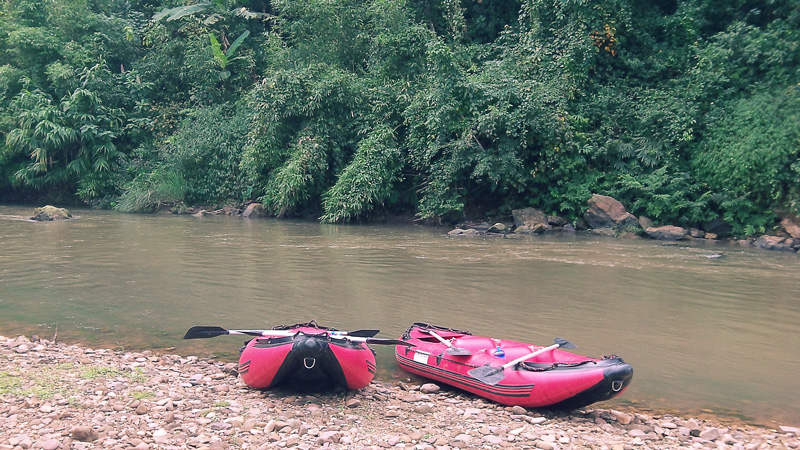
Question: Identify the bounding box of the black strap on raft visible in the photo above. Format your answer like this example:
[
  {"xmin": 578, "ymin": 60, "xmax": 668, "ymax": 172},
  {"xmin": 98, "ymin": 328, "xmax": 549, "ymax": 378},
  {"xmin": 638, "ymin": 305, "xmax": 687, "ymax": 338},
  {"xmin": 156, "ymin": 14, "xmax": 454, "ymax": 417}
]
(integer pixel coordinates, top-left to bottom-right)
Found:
[
  {"xmin": 518, "ymin": 354, "xmax": 626, "ymax": 372},
  {"xmin": 519, "ymin": 360, "xmax": 594, "ymax": 372},
  {"xmin": 401, "ymin": 322, "xmax": 473, "ymax": 340},
  {"xmin": 272, "ymin": 320, "xmax": 339, "ymax": 333}
]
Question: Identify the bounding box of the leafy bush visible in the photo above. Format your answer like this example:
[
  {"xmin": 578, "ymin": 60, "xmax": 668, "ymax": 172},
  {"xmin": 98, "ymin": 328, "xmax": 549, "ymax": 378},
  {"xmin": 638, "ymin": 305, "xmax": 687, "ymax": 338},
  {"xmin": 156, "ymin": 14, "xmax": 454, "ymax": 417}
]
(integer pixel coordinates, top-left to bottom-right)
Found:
[
  {"xmin": 5, "ymin": 72, "xmax": 126, "ymax": 199},
  {"xmin": 693, "ymin": 86, "xmax": 800, "ymax": 236},
  {"xmin": 158, "ymin": 103, "xmax": 251, "ymax": 206},
  {"xmin": 321, "ymin": 125, "xmax": 403, "ymax": 222},
  {"xmin": 114, "ymin": 167, "xmax": 187, "ymax": 213},
  {"xmin": 1, "ymin": 0, "xmax": 799, "ymax": 232}
]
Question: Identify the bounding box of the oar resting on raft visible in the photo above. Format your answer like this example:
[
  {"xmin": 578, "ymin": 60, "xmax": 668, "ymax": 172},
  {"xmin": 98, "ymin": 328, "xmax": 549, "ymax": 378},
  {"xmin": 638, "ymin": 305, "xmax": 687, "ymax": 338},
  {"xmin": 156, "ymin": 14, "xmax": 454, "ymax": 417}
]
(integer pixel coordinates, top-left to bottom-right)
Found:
[
  {"xmin": 423, "ymin": 328, "xmax": 471, "ymax": 356},
  {"xmin": 182, "ymin": 325, "xmax": 414, "ymax": 346},
  {"xmin": 467, "ymin": 337, "xmax": 576, "ymax": 385}
]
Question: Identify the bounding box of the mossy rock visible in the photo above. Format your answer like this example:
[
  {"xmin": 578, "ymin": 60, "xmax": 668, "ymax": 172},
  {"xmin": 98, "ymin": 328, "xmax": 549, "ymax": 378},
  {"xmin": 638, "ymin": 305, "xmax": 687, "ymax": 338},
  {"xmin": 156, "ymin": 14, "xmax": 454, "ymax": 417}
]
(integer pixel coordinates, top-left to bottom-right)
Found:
[{"xmin": 30, "ymin": 205, "xmax": 72, "ymax": 221}]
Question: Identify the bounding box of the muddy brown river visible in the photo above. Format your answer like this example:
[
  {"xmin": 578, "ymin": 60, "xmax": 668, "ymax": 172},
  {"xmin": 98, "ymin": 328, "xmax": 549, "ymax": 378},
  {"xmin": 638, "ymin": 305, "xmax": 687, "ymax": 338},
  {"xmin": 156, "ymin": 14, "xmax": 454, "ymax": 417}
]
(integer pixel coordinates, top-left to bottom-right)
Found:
[{"xmin": 1, "ymin": 204, "xmax": 798, "ymax": 426}]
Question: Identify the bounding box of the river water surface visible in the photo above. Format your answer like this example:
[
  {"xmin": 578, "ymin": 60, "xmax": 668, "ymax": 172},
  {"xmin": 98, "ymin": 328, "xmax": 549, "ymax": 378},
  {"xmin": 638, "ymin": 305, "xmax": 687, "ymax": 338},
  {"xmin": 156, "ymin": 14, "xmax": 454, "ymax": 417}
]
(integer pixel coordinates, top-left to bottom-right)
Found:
[{"xmin": 1, "ymin": 205, "xmax": 798, "ymax": 426}]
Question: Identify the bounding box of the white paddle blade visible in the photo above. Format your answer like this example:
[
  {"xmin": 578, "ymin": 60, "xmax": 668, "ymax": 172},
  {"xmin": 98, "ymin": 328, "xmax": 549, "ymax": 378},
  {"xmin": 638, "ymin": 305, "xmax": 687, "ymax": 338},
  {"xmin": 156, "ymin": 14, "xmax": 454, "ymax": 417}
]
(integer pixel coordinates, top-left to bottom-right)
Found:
[{"xmin": 445, "ymin": 347, "xmax": 472, "ymax": 356}]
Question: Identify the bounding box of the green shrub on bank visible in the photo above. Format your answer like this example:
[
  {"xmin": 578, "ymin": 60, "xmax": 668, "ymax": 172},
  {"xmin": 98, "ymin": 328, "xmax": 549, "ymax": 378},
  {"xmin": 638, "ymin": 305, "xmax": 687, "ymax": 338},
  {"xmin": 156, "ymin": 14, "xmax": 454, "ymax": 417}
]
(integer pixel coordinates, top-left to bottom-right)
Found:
[
  {"xmin": 1, "ymin": 0, "xmax": 798, "ymax": 235},
  {"xmin": 159, "ymin": 103, "xmax": 252, "ymax": 206},
  {"xmin": 114, "ymin": 167, "xmax": 187, "ymax": 213},
  {"xmin": 693, "ymin": 87, "xmax": 800, "ymax": 236}
]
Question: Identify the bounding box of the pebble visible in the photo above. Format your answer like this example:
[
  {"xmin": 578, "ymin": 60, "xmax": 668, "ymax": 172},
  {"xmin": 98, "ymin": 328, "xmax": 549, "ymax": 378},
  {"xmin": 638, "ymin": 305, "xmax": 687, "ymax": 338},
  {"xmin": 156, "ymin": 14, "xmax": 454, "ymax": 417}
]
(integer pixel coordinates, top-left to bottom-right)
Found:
[
  {"xmin": 0, "ymin": 334, "xmax": 797, "ymax": 450},
  {"xmin": 40, "ymin": 439, "xmax": 60, "ymax": 450},
  {"xmin": 414, "ymin": 404, "xmax": 433, "ymax": 414},
  {"xmin": 419, "ymin": 383, "xmax": 440, "ymax": 394},
  {"xmin": 71, "ymin": 426, "xmax": 98, "ymax": 442}
]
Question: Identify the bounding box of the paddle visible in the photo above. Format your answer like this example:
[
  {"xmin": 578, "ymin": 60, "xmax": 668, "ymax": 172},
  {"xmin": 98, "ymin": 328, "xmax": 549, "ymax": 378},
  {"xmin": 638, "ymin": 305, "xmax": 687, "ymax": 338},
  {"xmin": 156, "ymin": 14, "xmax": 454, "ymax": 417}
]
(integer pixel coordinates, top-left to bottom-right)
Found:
[
  {"xmin": 467, "ymin": 338, "xmax": 576, "ymax": 385},
  {"xmin": 337, "ymin": 337, "xmax": 415, "ymax": 347},
  {"xmin": 423, "ymin": 329, "xmax": 471, "ymax": 356},
  {"xmin": 183, "ymin": 326, "xmax": 381, "ymax": 340}
]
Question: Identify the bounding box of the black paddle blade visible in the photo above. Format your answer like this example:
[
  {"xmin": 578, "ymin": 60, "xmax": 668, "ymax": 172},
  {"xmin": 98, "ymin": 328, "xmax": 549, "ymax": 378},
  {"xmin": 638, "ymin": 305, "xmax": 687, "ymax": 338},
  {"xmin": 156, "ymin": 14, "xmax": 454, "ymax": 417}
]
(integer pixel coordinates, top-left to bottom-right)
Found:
[
  {"xmin": 345, "ymin": 329, "xmax": 381, "ymax": 338},
  {"xmin": 183, "ymin": 326, "xmax": 230, "ymax": 339},
  {"xmin": 365, "ymin": 338, "xmax": 415, "ymax": 347},
  {"xmin": 554, "ymin": 337, "xmax": 576, "ymax": 349},
  {"xmin": 467, "ymin": 364, "xmax": 504, "ymax": 385}
]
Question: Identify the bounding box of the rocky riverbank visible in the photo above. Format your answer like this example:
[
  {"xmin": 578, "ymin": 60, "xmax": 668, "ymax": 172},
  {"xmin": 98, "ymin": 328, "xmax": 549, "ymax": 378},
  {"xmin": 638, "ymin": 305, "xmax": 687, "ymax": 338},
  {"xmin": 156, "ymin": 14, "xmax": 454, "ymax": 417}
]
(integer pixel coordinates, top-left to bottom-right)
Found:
[{"xmin": 2, "ymin": 335, "xmax": 798, "ymax": 450}]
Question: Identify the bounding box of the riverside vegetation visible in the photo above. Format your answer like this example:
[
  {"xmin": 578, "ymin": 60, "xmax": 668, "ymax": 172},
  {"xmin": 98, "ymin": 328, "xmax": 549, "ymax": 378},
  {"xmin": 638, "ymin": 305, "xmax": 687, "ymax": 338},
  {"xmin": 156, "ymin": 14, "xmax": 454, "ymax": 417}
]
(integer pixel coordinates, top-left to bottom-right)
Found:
[
  {"xmin": 2, "ymin": 334, "xmax": 800, "ymax": 450},
  {"xmin": 1, "ymin": 0, "xmax": 798, "ymax": 238}
]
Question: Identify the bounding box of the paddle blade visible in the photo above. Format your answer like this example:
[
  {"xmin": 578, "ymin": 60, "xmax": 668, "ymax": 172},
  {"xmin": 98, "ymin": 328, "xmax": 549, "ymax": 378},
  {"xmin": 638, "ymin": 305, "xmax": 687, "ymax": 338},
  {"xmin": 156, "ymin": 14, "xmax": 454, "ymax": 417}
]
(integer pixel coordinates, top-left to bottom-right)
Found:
[
  {"xmin": 365, "ymin": 338, "xmax": 415, "ymax": 347},
  {"xmin": 554, "ymin": 337, "xmax": 576, "ymax": 349},
  {"xmin": 345, "ymin": 329, "xmax": 381, "ymax": 338},
  {"xmin": 183, "ymin": 326, "xmax": 230, "ymax": 339},
  {"xmin": 468, "ymin": 364, "xmax": 505, "ymax": 385},
  {"xmin": 445, "ymin": 347, "xmax": 472, "ymax": 356}
]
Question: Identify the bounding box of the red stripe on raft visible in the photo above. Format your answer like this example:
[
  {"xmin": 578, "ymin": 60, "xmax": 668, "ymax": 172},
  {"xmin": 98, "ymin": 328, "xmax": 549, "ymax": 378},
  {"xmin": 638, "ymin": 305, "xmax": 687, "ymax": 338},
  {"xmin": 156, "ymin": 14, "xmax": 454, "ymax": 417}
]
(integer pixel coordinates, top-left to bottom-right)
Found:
[{"xmin": 396, "ymin": 353, "xmax": 533, "ymax": 397}]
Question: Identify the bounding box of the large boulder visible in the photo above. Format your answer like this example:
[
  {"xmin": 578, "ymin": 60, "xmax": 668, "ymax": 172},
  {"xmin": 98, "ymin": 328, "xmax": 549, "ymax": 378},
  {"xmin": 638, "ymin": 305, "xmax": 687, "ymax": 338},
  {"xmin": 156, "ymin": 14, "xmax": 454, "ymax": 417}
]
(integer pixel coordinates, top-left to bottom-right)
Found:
[
  {"xmin": 487, "ymin": 223, "xmax": 508, "ymax": 234},
  {"xmin": 30, "ymin": 205, "xmax": 72, "ymax": 221},
  {"xmin": 447, "ymin": 228, "xmax": 482, "ymax": 237},
  {"xmin": 546, "ymin": 215, "xmax": 568, "ymax": 227},
  {"xmin": 512, "ymin": 208, "xmax": 548, "ymax": 230},
  {"xmin": 242, "ymin": 203, "xmax": 267, "ymax": 218},
  {"xmin": 781, "ymin": 217, "xmax": 800, "ymax": 239},
  {"xmin": 583, "ymin": 194, "xmax": 637, "ymax": 230},
  {"xmin": 645, "ymin": 225, "xmax": 687, "ymax": 241},
  {"xmin": 512, "ymin": 208, "xmax": 550, "ymax": 234},
  {"xmin": 512, "ymin": 208, "xmax": 570, "ymax": 233},
  {"xmin": 754, "ymin": 235, "xmax": 797, "ymax": 252}
]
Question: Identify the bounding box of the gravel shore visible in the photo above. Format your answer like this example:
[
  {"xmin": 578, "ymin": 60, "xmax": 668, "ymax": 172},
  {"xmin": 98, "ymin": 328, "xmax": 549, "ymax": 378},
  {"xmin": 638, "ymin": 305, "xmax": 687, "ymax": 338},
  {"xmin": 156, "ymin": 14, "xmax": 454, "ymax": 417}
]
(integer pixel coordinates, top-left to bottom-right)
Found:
[{"xmin": 2, "ymin": 334, "xmax": 798, "ymax": 450}]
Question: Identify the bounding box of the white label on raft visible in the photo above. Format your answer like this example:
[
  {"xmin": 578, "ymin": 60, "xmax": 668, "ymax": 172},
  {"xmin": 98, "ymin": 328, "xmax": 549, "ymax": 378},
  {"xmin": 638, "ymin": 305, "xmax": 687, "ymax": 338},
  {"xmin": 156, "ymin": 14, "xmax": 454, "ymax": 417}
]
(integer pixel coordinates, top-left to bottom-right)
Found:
[{"xmin": 413, "ymin": 350, "xmax": 429, "ymax": 364}]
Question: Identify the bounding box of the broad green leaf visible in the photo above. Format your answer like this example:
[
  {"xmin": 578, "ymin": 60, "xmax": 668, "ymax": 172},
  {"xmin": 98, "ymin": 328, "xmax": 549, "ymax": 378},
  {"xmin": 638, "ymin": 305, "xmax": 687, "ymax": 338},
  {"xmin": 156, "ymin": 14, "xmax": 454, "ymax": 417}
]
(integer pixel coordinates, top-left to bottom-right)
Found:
[
  {"xmin": 209, "ymin": 33, "xmax": 227, "ymax": 70},
  {"xmin": 226, "ymin": 30, "xmax": 250, "ymax": 57}
]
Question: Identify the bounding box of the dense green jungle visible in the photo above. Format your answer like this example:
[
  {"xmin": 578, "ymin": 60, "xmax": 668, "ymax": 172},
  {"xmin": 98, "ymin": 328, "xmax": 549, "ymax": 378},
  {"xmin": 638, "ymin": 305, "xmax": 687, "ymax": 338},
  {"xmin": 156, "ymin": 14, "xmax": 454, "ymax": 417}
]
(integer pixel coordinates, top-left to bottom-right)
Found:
[{"xmin": 1, "ymin": 0, "xmax": 798, "ymax": 236}]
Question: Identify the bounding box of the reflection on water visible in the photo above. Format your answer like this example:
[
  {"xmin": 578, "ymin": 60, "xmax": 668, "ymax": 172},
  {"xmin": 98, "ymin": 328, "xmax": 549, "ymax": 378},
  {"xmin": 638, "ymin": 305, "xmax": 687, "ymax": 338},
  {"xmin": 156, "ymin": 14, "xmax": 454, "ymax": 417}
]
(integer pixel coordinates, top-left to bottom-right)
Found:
[{"xmin": 1, "ymin": 205, "xmax": 799, "ymax": 426}]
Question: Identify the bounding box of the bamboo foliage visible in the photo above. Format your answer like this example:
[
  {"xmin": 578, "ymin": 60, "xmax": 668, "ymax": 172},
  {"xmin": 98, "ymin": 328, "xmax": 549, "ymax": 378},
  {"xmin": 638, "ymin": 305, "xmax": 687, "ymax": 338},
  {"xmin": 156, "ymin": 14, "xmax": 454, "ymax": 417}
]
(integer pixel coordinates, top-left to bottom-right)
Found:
[
  {"xmin": 1, "ymin": 0, "xmax": 798, "ymax": 234},
  {"xmin": 321, "ymin": 125, "xmax": 403, "ymax": 222}
]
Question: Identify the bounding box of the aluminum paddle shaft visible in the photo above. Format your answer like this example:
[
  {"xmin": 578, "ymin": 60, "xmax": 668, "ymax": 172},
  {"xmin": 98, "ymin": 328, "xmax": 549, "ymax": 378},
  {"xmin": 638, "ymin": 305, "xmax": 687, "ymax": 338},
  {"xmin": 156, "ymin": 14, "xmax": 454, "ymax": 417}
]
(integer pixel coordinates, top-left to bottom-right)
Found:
[{"xmin": 468, "ymin": 338, "xmax": 576, "ymax": 385}]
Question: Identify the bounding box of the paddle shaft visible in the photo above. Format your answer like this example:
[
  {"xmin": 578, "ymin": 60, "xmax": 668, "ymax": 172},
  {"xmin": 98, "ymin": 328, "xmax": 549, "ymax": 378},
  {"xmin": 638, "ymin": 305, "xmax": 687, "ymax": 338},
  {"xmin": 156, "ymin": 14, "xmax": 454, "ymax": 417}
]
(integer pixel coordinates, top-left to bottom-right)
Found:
[
  {"xmin": 182, "ymin": 326, "xmax": 409, "ymax": 346},
  {"xmin": 498, "ymin": 342, "xmax": 562, "ymax": 370},
  {"xmin": 183, "ymin": 326, "xmax": 379, "ymax": 340},
  {"xmin": 238, "ymin": 332, "xmax": 411, "ymax": 347},
  {"xmin": 228, "ymin": 329, "xmax": 378, "ymax": 338},
  {"xmin": 219, "ymin": 331, "xmax": 408, "ymax": 346},
  {"xmin": 423, "ymin": 329, "xmax": 472, "ymax": 355},
  {"xmin": 467, "ymin": 337, "xmax": 574, "ymax": 385},
  {"xmin": 426, "ymin": 329, "xmax": 457, "ymax": 348}
]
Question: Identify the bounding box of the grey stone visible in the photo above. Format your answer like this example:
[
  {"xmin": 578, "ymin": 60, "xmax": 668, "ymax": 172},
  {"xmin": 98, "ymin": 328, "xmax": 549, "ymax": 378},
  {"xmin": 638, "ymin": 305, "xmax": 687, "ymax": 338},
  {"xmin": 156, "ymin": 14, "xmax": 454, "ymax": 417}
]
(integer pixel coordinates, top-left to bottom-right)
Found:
[
  {"xmin": 419, "ymin": 383, "xmax": 440, "ymax": 394},
  {"xmin": 40, "ymin": 440, "xmax": 61, "ymax": 450},
  {"xmin": 754, "ymin": 235, "xmax": 796, "ymax": 251},
  {"xmin": 71, "ymin": 426, "xmax": 98, "ymax": 442},
  {"xmin": 699, "ymin": 427, "xmax": 720, "ymax": 441},
  {"xmin": 510, "ymin": 406, "xmax": 527, "ymax": 415},
  {"xmin": 645, "ymin": 225, "xmax": 687, "ymax": 240}
]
